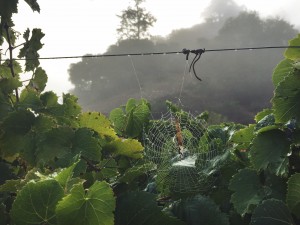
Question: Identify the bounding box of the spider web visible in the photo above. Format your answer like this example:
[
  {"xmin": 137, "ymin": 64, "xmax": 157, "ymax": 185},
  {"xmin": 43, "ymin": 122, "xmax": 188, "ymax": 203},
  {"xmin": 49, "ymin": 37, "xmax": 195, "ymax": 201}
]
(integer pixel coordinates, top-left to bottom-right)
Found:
[{"xmin": 144, "ymin": 109, "xmax": 223, "ymax": 194}]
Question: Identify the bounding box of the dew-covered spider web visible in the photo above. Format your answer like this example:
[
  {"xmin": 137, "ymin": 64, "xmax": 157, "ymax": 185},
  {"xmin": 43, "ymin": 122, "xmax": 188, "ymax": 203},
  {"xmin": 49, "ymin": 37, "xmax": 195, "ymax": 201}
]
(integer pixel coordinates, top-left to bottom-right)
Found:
[{"xmin": 143, "ymin": 107, "xmax": 226, "ymax": 195}]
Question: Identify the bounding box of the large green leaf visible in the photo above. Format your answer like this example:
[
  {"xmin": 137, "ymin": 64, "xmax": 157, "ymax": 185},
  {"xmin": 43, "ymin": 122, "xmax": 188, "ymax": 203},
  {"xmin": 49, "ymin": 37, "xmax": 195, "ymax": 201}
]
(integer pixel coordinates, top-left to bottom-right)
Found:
[
  {"xmin": 250, "ymin": 129, "xmax": 290, "ymax": 176},
  {"xmin": 19, "ymin": 88, "xmax": 43, "ymax": 110},
  {"xmin": 287, "ymin": 173, "xmax": 300, "ymax": 219},
  {"xmin": 56, "ymin": 181, "xmax": 115, "ymax": 225},
  {"xmin": 272, "ymin": 69, "xmax": 300, "ymax": 126},
  {"xmin": 250, "ymin": 199, "xmax": 295, "ymax": 225},
  {"xmin": 30, "ymin": 67, "xmax": 47, "ymax": 92},
  {"xmin": 115, "ymin": 191, "xmax": 185, "ymax": 225},
  {"xmin": 79, "ymin": 112, "xmax": 117, "ymax": 139},
  {"xmin": 55, "ymin": 161, "xmax": 79, "ymax": 190},
  {"xmin": 231, "ymin": 124, "xmax": 255, "ymax": 150},
  {"xmin": 120, "ymin": 162, "xmax": 156, "ymax": 183},
  {"xmin": 170, "ymin": 195, "xmax": 229, "ymax": 225},
  {"xmin": 284, "ymin": 34, "xmax": 300, "ymax": 60},
  {"xmin": 10, "ymin": 179, "xmax": 64, "ymax": 225},
  {"xmin": 272, "ymin": 59, "xmax": 294, "ymax": 87},
  {"xmin": 109, "ymin": 108, "xmax": 126, "ymax": 135},
  {"xmin": 36, "ymin": 127, "xmax": 74, "ymax": 164},
  {"xmin": 72, "ymin": 128, "xmax": 101, "ymax": 161},
  {"xmin": 106, "ymin": 138, "xmax": 144, "ymax": 159},
  {"xmin": 229, "ymin": 169, "xmax": 264, "ymax": 216},
  {"xmin": 0, "ymin": 77, "xmax": 22, "ymax": 94}
]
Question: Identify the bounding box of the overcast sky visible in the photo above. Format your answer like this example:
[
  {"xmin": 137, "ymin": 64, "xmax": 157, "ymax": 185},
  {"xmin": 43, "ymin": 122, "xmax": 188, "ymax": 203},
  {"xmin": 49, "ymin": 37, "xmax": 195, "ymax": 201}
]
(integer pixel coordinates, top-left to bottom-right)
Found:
[{"xmin": 11, "ymin": 0, "xmax": 300, "ymax": 96}]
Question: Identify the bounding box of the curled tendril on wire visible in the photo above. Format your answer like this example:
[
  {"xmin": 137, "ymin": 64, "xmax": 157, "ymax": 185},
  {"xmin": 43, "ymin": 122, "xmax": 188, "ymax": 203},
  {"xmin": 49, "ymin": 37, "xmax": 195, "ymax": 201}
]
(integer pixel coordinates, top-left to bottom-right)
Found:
[{"xmin": 182, "ymin": 48, "xmax": 205, "ymax": 81}]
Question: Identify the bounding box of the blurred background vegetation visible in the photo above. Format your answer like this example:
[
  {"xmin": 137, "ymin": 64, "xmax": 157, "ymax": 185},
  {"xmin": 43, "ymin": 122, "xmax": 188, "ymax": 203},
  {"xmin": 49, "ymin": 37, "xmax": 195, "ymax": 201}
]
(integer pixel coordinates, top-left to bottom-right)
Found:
[{"xmin": 68, "ymin": 0, "xmax": 298, "ymax": 124}]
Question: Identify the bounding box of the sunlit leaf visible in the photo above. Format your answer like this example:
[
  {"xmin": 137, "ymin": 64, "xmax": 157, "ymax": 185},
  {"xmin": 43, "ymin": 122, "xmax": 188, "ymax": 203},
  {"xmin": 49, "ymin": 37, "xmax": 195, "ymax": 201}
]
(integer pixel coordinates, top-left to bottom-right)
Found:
[
  {"xmin": 287, "ymin": 173, "xmax": 300, "ymax": 219},
  {"xmin": 55, "ymin": 161, "xmax": 79, "ymax": 189},
  {"xmin": 30, "ymin": 67, "xmax": 47, "ymax": 92},
  {"xmin": 250, "ymin": 199, "xmax": 295, "ymax": 225},
  {"xmin": 284, "ymin": 34, "xmax": 300, "ymax": 60},
  {"xmin": 79, "ymin": 112, "xmax": 117, "ymax": 139},
  {"xmin": 229, "ymin": 169, "xmax": 264, "ymax": 216},
  {"xmin": 272, "ymin": 59, "xmax": 294, "ymax": 87},
  {"xmin": 10, "ymin": 179, "xmax": 64, "ymax": 225},
  {"xmin": 272, "ymin": 69, "xmax": 300, "ymax": 126},
  {"xmin": 106, "ymin": 138, "xmax": 143, "ymax": 159},
  {"xmin": 56, "ymin": 181, "xmax": 115, "ymax": 225}
]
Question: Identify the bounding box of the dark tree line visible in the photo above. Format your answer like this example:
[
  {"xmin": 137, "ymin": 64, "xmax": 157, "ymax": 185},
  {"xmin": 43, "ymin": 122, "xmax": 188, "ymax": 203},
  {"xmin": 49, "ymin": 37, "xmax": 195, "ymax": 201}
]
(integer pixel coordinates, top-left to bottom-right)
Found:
[{"xmin": 68, "ymin": 0, "xmax": 298, "ymax": 123}]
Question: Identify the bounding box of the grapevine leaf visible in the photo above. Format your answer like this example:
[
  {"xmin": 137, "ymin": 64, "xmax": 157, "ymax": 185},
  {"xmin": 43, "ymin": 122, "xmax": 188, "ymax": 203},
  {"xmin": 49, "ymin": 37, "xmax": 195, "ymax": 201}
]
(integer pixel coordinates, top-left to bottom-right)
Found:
[
  {"xmin": 94, "ymin": 159, "xmax": 118, "ymax": 180},
  {"xmin": 18, "ymin": 28, "xmax": 45, "ymax": 71},
  {"xmin": 36, "ymin": 127, "xmax": 74, "ymax": 164},
  {"xmin": 55, "ymin": 161, "xmax": 78, "ymax": 190},
  {"xmin": 229, "ymin": 169, "xmax": 264, "ymax": 216},
  {"xmin": 231, "ymin": 124, "xmax": 255, "ymax": 150},
  {"xmin": 115, "ymin": 191, "xmax": 185, "ymax": 225},
  {"xmin": 106, "ymin": 138, "xmax": 143, "ymax": 159},
  {"xmin": 56, "ymin": 181, "xmax": 115, "ymax": 225},
  {"xmin": 30, "ymin": 67, "xmax": 47, "ymax": 92},
  {"xmin": 120, "ymin": 162, "xmax": 156, "ymax": 183},
  {"xmin": 109, "ymin": 108, "xmax": 126, "ymax": 135},
  {"xmin": 10, "ymin": 179, "xmax": 64, "ymax": 225},
  {"xmin": 0, "ymin": 134, "xmax": 32, "ymax": 157},
  {"xmin": 287, "ymin": 173, "xmax": 300, "ymax": 219},
  {"xmin": 0, "ymin": 203, "xmax": 8, "ymax": 225},
  {"xmin": 126, "ymin": 103, "xmax": 150, "ymax": 137},
  {"xmin": 250, "ymin": 129, "xmax": 290, "ymax": 176},
  {"xmin": 0, "ymin": 60, "xmax": 22, "ymax": 78},
  {"xmin": 19, "ymin": 88, "xmax": 42, "ymax": 110},
  {"xmin": 32, "ymin": 114, "xmax": 56, "ymax": 132},
  {"xmin": 170, "ymin": 195, "xmax": 229, "ymax": 225},
  {"xmin": 125, "ymin": 98, "xmax": 137, "ymax": 113},
  {"xmin": 1, "ymin": 110, "xmax": 35, "ymax": 135},
  {"xmin": 79, "ymin": 112, "xmax": 117, "ymax": 140},
  {"xmin": 40, "ymin": 91, "xmax": 58, "ymax": 107},
  {"xmin": 62, "ymin": 93, "xmax": 81, "ymax": 117},
  {"xmin": 272, "ymin": 59, "xmax": 294, "ymax": 87},
  {"xmin": 0, "ymin": 0, "xmax": 18, "ymax": 22},
  {"xmin": 24, "ymin": 0, "xmax": 40, "ymax": 12},
  {"xmin": 250, "ymin": 199, "xmax": 295, "ymax": 225},
  {"xmin": 272, "ymin": 69, "xmax": 300, "ymax": 126},
  {"xmin": 0, "ymin": 179, "xmax": 21, "ymax": 192},
  {"xmin": 284, "ymin": 34, "xmax": 300, "ymax": 60},
  {"xmin": 72, "ymin": 128, "xmax": 101, "ymax": 161},
  {"xmin": 0, "ymin": 92, "xmax": 13, "ymax": 119},
  {"xmin": 0, "ymin": 77, "xmax": 22, "ymax": 94}
]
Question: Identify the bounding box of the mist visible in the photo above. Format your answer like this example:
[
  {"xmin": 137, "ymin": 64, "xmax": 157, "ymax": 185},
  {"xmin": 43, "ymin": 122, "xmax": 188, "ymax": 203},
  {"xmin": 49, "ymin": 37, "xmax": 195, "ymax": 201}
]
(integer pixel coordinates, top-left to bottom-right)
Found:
[{"xmin": 68, "ymin": 0, "xmax": 298, "ymax": 124}]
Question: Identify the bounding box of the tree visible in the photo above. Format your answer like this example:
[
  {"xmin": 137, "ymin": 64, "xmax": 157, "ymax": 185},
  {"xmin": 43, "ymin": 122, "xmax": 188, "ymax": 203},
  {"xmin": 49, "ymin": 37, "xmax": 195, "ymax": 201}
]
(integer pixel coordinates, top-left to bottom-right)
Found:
[{"xmin": 117, "ymin": 0, "xmax": 156, "ymax": 40}]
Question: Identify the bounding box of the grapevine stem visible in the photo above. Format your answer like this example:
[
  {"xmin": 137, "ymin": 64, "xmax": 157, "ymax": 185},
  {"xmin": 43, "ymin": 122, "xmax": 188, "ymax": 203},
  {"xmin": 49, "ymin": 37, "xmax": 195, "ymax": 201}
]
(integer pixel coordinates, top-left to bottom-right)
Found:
[{"xmin": 4, "ymin": 23, "xmax": 19, "ymax": 102}]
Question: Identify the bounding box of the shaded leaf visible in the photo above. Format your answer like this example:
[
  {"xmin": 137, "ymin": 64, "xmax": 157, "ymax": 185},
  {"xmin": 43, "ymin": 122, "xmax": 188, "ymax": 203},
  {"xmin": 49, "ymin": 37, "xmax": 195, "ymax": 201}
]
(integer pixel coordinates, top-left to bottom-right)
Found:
[
  {"xmin": 115, "ymin": 191, "xmax": 185, "ymax": 225},
  {"xmin": 120, "ymin": 162, "xmax": 156, "ymax": 183},
  {"xmin": 24, "ymin": 0, "xmax": 40, "ymax": 12},
  {"xmin": 55, "ymin": 161, "xmax": 79, "ymax": 189},
  {"xmin": 10, "ymin": 179, "xmax": 64, "ymax": 225},
  {"xmin": 231, "ymin": 124, "xmax": 255, "ymax": 150},
  {"xmin": 250, "ymin": 129, "xmax": 290, "ymax": 176},
  {"xmin": 229, "ymin": 169, "xmax": 264, "ymax": 216},
  {"xmin": 72, "ymin": 128, "xmax": 101, "ymax": 161},
  {"xmin": 171, "ymin": 195, "xmax": 229, "ymax": 225},
  {"xmin": 287, "ymin": 173, "xmax": 300, "ymax": 219},
  {"xmin": 18, "ymin": 29, "xmax": 45, "ymax": 71},
  {"xmin": 250, "ymin": 199, "xmax": 295, "ymax": 225},
  {"xmin": 56, "ymin": 181, "xmax": 115, "ymax": 225},
  {"xmin": 19, "ymin": 88, "xmax": 42, "ymax": 110},
  {"xmin": 0, "ymin": 77, "xmax": 22, "ymax": 94}
]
